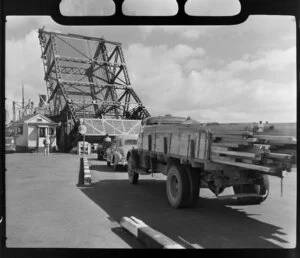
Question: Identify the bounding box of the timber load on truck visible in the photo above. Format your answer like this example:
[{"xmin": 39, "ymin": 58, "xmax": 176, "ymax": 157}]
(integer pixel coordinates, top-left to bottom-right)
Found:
[{"xmin": 127, "ymin": 115, "xmax": 297, "ymax": 208}]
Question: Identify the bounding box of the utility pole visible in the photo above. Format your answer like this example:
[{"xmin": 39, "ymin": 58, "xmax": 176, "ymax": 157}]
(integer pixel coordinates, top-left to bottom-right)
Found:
[
  {"xmin": 22, "ymin": 81, "xmax": 24, "ymax": 109},
  {"xmin": 12, "ymin": 101, "xmax": 15, "ymax": 122},
  {"xmin": 83, "ymin": 92, "xmax": 86, "ymax": 157}
]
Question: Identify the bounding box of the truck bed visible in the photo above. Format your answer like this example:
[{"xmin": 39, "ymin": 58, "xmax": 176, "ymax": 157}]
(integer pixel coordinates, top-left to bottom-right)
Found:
[{"xmin": 139, "ymin": 121, "xmax": 296, "ymax": 177}]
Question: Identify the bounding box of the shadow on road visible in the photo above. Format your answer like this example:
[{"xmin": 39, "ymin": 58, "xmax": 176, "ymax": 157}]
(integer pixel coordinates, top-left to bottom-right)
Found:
[
  {"xmin": 111, "ymin": 226, "xmax": 145, "ymax": 248},
  {"xmin": 88, "ymin": 157, "xmax": 101, "ymax": 161},
  {"xmin": 90, "ymin": 164, "xmax": 127, "ymax": 173},
  {"xmin": 90, "ymin": 164, "xmax": 113, "ymax": 172},
  {"xmin": 80, "ymin": 178, "xmax": 288, "ymax": 249}
]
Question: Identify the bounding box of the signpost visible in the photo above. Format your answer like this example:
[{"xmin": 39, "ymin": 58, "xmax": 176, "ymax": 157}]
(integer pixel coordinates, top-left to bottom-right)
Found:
[
  {"xmin": 78, "ymin": 124, "xmax": 87, "ymax": 135},
  {"xmin": 79, "ymin": 93, "xmax": 87, "ymax": 156},
  {"xmin": 78, "ymin": 124, "xmax": 87, "ymax": 156}
]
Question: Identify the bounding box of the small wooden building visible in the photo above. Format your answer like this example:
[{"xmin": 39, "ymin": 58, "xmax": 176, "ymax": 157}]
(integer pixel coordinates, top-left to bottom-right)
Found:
[{"xmin": 13, "ymin": 113, "xmax": 58, "ymax": 152}]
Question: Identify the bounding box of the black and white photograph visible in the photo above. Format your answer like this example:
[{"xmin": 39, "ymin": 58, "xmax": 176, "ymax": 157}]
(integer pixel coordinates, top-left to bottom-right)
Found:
[{"xmin": 3, "ymin": 0, "xmax": 297, "ymax": 250}]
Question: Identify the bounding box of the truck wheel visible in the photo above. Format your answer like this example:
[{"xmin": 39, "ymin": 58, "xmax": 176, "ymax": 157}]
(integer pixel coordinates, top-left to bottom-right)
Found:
[
  {"xmin": 185, "ymin": 166, "xmax": 200, "ymax": 207},
  {"xmin": 127, "ymin": 155, "xmax": 139, "ymax": 184},
  {"xmin": 233, "ymin": 175, "xmax": 270, "ymax": 205},
  {"xmin": 166, "ymin": 164, "xmax": 190, "ymax": 208}
]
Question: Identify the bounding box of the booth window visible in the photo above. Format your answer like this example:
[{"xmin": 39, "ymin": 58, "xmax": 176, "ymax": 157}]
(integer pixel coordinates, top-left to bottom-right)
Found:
[
  {"xmin": 39, "ymin": 127, "xmax": 46, "ymax": 137},
  {"xmin": 17, "ymin": 126, "xmax": 23, "ymax": 135},
  {"xmin": 49, "ymin": 128, "xmax": 55, "ymax": 136}
]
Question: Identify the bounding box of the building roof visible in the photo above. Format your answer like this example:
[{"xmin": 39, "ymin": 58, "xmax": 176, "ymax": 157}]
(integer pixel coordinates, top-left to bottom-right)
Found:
[
  {"xmin": 15, "ymin": 114, "xmax": 36, "ymax": 123},
  {"xmin": 14, "ymin": 113, "xmax": 56, "ymax": 124}
]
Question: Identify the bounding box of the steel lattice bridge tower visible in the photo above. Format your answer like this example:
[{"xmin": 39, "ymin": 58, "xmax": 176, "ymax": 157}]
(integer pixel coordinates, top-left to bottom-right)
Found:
[{"xmin": 38, "ymin": 28, "xmax": 150, "ymax": 150}]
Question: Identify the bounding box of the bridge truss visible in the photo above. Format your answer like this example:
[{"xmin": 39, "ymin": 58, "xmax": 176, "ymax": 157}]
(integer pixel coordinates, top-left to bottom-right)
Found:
[{"xmin": 38, "ymin": 28, "xmax": 150, "ymax": 150}]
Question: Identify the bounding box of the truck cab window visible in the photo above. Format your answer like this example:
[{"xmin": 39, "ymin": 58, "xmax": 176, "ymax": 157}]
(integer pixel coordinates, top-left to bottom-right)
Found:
[{"xmin": 49, "ymin": 128, "xmax": 55, "ymax": 136}]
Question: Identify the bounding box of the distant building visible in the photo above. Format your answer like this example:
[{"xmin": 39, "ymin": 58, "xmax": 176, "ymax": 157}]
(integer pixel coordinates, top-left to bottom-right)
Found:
[{"xmin": 13, "ymin": 113, "xmax": 57, "ymax": 152}]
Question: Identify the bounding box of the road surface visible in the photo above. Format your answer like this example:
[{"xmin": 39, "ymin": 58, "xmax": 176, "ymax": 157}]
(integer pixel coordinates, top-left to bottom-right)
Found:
[
  {"xmin": 5, "ymin": 152, "xmax": 297, "ymax": 248},
  {"xmin": 5, "ymin": 153, "xmax": 143, "ymax": 248}
]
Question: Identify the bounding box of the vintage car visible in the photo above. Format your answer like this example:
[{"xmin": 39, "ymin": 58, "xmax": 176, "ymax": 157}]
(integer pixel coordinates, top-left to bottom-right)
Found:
[
  {"xmin": 97, "ymin": 143, "xmax": 107, "ymax": 160},
  {"xmin": 97, "ymin": 136, "xmax": 114, "ymax": 160},
  {"xmin": 5, "ymin": 136, "xmax": 16, "ymax": 153},
  {"xmin": 106, "ymin": 135, "xmax": 138, "ymax": 170}
]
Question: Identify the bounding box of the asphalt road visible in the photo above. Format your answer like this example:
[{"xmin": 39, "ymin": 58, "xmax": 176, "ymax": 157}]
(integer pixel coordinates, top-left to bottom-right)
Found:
[
  {"xmin": 5, "ymin": 152, "xmax": 297, "ymax": 249},
  {"xmin": 87, "ymin": 154, "xmax": 297, "ymax": 249},
  {"xmin": 5, "ymin": 153, "xmax": 143, "ymax": 248}
]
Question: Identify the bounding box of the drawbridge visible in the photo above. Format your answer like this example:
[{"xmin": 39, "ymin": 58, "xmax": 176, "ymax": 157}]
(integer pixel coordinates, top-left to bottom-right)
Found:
[{"xmin": 38, "ymin": 28, "xmax": 150, "ymax": 150}]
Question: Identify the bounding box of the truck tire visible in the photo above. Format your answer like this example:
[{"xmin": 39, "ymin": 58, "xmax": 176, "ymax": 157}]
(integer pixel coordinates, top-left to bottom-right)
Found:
[
  {"xmin": 127, "ymin": 154, "xmax": 139, "ymax": 184},
  {"xmin": 185, "ymin": 167, "xmax": 201, "ymax": 208},
  {"xmin": 166, "ymin": 164, "xmax": 190, "ymax": 208},
  {"xmin": 233, "ymin": 174, "xmax": 270, "ymax": 205}
]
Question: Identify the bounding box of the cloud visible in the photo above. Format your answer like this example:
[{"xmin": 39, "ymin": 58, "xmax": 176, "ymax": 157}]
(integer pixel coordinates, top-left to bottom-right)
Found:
[
  {"xmin": 185, "ymin": 0, "xmax": 241, "ymax": 16},
  {"xmin": 6, "ymin": 30, "xmax": 46, "ymax": 121},
  {"xmin": 125, "ymin": 43, "xmax": 296, "ymax": 123},
  {"xmin": 6, "ymin": 16, "xmax": 56, "ymax": 40},
  {"xmin": 139, "ymin": 26, "xmax": 210, "ymax": 40},
  {"xmin": 122, "ymin": 0, "xmax": 178, "ymax": 16},
  {"xmin": 60, "ymin": 0, "xmax": 178, "ymax": 16},
  {"xmin": 59, "ymin": 0, "xmax": 115, "ymax": 16},
  {"xmin": 5, "ymin": 16, "xmax": 296, "ymax": 123},
  {"xmin": 226, "ymin": 46, "xmax": 296, "ymax": 73}
]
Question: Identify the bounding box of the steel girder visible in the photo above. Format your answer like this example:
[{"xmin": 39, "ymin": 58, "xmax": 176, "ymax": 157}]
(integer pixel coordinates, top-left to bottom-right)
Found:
[
  {"xmin": 12, "ymin": 100, "xmax": 35, "ymax": 122},
  {"xmin": 38, "ymin": 28, "xmax": 150, "ymax": 124}
]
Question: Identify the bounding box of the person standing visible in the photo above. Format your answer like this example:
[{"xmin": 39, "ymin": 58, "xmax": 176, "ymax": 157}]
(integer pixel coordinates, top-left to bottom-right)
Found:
[{"xmin": 43, "ymin": 135, "xmax": 50, "ymax": 156}]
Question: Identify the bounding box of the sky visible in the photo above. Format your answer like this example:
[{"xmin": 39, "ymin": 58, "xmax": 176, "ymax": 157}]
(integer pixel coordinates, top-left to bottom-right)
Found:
[{"xmin": 5, "ymin": 0, "xmax": 296, "ymax": 123}]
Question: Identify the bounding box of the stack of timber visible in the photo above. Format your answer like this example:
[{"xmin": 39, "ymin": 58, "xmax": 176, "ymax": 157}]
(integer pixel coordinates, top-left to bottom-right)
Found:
[{"xmin": 206, "ymin": 123, "xmax": 297, "ymax": 176}]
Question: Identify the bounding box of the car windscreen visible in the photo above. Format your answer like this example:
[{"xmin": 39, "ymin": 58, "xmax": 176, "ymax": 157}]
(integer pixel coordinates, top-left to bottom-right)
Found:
[{"xmin": 124, "ymin": 139, "xmax": 137, "ymax": 145}]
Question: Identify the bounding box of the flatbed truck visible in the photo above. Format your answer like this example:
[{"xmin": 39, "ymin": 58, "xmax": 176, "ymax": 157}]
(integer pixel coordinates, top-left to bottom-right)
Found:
[{"xmin": 127, "ymin": 115, "xmax": 296, "ymax": 208}]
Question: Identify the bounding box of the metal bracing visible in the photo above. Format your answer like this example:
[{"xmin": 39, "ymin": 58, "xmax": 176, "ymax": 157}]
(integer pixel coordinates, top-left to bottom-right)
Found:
[
  {"xmin": 12, "ymin": 100, "xmax": 35, "ymax": 122},
  {"xmin": 38, "ymin": 28, "xmax": 150, "ymax": 124}
]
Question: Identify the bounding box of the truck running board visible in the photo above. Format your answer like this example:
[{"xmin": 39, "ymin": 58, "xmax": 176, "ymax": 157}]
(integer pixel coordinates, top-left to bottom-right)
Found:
[{"xmin": 217, "ymin": 192, "xmax": 268, "ymax": 200}]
